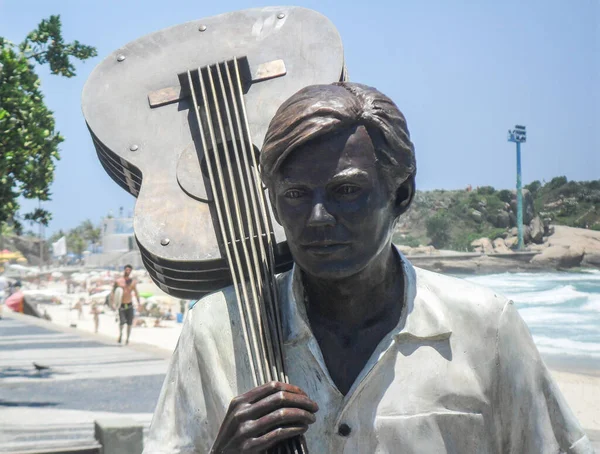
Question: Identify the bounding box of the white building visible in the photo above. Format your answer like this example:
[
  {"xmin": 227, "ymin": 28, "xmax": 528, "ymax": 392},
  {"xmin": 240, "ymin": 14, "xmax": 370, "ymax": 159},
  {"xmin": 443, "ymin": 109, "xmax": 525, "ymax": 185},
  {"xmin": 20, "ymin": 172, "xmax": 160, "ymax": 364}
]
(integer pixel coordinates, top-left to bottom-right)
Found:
[
  {"xmin": 86, "ymin": 216, "xmax": 143, "ymax": 268},
  {"xmin": 102, "ymin": 217, "xmax": 137, "ymax": 253}
]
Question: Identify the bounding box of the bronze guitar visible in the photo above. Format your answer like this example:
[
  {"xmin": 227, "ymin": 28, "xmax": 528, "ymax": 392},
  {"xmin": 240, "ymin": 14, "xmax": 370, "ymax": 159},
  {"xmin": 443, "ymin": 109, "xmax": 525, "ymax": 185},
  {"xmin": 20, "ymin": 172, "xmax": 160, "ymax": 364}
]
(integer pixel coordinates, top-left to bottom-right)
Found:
[{"xmin": 82, "ymin": 6, "xmax": 345, "ymax": 300}]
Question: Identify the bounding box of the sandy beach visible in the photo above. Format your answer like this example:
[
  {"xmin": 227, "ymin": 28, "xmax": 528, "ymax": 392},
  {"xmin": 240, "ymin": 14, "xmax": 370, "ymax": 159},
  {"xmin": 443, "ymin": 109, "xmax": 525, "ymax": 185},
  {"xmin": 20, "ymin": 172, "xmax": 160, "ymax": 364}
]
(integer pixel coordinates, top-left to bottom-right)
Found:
[{"xmin": 41, "ymin": 299, "xmax": 183, "ymax": 353}]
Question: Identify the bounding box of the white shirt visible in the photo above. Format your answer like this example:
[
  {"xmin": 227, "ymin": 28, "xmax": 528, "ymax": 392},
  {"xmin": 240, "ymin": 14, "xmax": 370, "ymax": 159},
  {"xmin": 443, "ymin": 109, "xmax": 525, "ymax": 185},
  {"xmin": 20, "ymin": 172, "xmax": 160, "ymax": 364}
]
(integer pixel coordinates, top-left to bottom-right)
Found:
[{"xmin": 145, "ymin": 249, "xmax": 593, "ymax": 453}]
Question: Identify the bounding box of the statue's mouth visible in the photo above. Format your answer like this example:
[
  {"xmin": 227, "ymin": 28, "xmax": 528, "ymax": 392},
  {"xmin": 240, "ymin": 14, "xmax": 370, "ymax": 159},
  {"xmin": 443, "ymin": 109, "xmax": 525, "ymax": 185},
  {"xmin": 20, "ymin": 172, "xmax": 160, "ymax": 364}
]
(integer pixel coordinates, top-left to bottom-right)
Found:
[{"xmin": 302, "ymin": 242, "xmax": 350, "ymax": 255}]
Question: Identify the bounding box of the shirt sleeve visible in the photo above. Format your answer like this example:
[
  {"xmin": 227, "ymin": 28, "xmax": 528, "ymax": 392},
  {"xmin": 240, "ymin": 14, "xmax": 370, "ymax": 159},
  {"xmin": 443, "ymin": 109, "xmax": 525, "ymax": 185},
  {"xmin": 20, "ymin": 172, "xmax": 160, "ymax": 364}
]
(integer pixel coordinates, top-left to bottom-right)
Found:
[
  {"xmin": 495, "ymin": 300, "xmax": 594, "ymax": 454},
  {"xmin": 143, "ymin": 308, "xmax": 215, "ymax": 454}
]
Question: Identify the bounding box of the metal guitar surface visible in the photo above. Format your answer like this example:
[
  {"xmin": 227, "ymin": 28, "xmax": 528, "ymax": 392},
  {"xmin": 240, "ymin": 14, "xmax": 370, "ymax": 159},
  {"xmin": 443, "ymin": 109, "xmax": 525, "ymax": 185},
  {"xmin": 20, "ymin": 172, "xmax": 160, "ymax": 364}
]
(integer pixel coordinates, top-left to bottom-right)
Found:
[{"xmin": 82, "ymin": 7, "xmax": 345, "ymax": 299}]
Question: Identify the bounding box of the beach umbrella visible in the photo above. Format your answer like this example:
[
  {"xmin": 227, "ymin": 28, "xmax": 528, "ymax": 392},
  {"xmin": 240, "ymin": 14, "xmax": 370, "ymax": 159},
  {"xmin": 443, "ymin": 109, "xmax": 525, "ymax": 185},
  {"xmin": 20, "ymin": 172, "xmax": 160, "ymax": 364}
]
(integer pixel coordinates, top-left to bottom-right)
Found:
[
  {"xmin": 71, "ymin": 273, "xmax": 89, "ymax": 283},
  {"xmin": 147, "ymin": 295, "xmax": 178, "ymax": 306},
  {"xmin": 90, "ymin": 289, "xmax": 112, "ymax": 302},
  {"xmin": 0, "ymin": 250, "xmax": 23, "ymax": 260}
]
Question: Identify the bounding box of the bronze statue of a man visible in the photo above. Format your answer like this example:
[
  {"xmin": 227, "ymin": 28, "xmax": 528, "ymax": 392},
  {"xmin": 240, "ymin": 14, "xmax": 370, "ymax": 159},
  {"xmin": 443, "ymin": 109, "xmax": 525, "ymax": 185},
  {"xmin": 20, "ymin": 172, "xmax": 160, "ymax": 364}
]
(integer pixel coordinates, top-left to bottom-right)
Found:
[{"xmin": 145, "ymin": 83, "xmax": 592, "ymax": 453}]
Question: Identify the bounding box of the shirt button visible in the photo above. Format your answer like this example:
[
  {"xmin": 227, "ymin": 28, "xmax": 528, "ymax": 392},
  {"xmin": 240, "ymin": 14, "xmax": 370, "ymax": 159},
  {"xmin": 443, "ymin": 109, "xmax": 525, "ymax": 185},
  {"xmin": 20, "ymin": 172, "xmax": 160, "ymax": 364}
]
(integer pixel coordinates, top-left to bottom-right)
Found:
[{"xmin": 338, "ymin": 423, "xmax": 351, "ymax": 437}]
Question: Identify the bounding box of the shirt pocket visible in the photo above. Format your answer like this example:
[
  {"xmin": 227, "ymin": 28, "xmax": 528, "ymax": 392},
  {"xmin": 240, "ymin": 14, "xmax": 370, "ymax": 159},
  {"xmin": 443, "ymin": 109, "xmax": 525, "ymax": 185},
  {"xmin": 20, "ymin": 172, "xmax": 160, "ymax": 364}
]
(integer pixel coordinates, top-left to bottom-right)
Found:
[{"xmin": 374, "ymin": 410, "xmax": 491, "ymax": 454}]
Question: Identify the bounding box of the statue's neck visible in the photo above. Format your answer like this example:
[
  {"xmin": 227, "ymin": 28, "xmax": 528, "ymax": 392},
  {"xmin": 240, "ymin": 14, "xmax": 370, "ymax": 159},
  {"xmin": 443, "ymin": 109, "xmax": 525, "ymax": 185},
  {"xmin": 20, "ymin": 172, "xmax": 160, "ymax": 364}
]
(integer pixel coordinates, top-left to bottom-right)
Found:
[{"xmin": 302, "ymin": 245, "xmax": 404, "ymax": 330}]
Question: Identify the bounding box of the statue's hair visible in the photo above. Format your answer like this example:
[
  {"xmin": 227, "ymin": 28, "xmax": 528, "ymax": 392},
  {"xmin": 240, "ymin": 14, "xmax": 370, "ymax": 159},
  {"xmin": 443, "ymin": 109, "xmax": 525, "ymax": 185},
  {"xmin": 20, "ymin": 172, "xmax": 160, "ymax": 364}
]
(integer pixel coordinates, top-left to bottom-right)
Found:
[{"xmin": 260, "ymin": 82, "xmax": 416, "ymax": 193}]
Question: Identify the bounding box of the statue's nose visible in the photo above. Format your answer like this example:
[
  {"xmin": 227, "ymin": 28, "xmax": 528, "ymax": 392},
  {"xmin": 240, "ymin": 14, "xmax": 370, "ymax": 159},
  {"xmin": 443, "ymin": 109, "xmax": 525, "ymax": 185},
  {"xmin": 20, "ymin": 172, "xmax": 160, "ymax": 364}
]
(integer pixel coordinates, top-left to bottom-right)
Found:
[{"xmin": 307, "ymin": 202, "xmax": 335, "ymax": 227}]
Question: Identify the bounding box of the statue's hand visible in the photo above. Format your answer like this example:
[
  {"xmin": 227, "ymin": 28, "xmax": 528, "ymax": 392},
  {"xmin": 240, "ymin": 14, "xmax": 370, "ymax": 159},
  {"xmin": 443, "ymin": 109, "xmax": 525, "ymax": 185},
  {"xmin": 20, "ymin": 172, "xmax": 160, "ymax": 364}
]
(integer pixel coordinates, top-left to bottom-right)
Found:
[{"xmin": 210, "ymin": 381, "xmax": 318, "ymax": 453}]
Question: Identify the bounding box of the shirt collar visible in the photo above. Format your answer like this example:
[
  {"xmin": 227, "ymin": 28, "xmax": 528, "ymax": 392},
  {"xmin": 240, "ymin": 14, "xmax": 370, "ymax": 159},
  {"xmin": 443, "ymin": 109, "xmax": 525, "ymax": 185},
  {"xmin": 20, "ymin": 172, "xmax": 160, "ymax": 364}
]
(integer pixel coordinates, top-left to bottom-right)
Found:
[{"xmin": 281, "ymin": 245, "xmax": 452, "ymax": 345}]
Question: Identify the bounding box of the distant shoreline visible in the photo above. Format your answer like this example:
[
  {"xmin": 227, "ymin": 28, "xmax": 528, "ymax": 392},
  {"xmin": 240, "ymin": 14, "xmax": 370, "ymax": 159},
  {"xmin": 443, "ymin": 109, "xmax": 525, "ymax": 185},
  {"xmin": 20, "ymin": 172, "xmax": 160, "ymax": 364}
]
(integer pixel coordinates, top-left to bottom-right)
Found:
[{"xmin": 398, "ymin": 225, "xmax": 600, "ymax": 275}]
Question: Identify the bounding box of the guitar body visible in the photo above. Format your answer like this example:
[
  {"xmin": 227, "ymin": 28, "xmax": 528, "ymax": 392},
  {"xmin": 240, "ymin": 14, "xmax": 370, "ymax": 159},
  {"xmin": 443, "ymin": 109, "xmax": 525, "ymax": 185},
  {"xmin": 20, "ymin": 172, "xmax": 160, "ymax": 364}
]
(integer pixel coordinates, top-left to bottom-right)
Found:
[{"xmin": 82, "ymin": 7, "xmax": 345, "ymax": 299}]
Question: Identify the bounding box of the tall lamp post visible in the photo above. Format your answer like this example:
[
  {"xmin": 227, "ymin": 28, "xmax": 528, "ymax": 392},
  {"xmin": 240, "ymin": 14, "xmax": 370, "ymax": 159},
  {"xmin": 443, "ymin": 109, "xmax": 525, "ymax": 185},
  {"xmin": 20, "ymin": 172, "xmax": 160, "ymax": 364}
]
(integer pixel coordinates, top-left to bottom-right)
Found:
[{"xmin": 507, "ymin": 125, "xmax": 527, "ymax": 250}]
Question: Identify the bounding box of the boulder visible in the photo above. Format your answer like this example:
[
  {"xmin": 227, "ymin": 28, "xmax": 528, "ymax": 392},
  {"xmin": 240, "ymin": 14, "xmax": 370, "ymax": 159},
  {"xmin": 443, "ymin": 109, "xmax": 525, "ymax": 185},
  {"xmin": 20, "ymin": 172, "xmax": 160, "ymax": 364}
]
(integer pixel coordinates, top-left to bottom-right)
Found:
[
  {"xmin": 547, "ymin": 225, "xmax": 600, "ymax": 268},
  {"xmin": 510, "ymin": 189, "xmax": 535, "ymax": 224},
  {"xmin": 412, "ymin": 245, "xmax": 438, "ymax": 255},
  {"xmin": 493, "ymin": 238, "xmax": 511, "ymax": 253},
  {"xmin": 396, "ymin": 245, "xmax": 413, "ymax": 255},
  {"xmin": 493, "ymin": 210, "xmax": 510, "ymax": 228},
  {"xmin": 471, "ymin": 237, "xmax": 494, "ymax": 254},
  {"xmin": 523, "ymin": 225, "xmax": 532, "ymax": 244},
  {"xmin": 529, "ymin": 216, "xmax": 544, "ymax": 244},
  {"xmin": 470, "ymin": 210, "xmax": 483, "ymax": 223},
  {"xmin": 530, "ymin": 245, "xmax": 585, "ymax": 269},
  {"xmin": 505, "ymin": 226, "xmax": 530, "ymax": 245},
  {"xmin": 527, "ymin": 243, "xmax": 547, "ymax": 252},
  {"xmin": 504, "ymin": 237, "xmax": 518, "ymax": 249},
  {"xmin": 583, "ymin": 252, "xmax": 600, "ymax": 267},
  {"xmin": 477, "ymin": 201, "xmax": 488, "ymax": 216}
]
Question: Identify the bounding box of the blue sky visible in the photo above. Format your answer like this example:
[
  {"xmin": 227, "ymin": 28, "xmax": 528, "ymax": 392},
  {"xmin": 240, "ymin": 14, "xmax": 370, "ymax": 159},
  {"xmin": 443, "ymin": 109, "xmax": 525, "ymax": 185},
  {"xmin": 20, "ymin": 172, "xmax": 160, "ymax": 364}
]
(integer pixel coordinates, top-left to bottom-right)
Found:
[{"xmin": 1, "ymin": 0, "xmax": 598, "ymax": 234}]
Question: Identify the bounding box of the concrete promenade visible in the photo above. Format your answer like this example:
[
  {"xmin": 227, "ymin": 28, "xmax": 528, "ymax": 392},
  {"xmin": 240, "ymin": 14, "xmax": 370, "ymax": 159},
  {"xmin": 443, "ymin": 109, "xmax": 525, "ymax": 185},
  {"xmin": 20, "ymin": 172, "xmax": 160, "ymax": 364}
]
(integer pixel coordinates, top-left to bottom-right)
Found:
[
  {"xmin": 1, "ymin": 311, "xmax": 598, "ymax": 452},
  {"xmin": 0, "ymin": 312, "xmax": 169, "ymax": 453}
]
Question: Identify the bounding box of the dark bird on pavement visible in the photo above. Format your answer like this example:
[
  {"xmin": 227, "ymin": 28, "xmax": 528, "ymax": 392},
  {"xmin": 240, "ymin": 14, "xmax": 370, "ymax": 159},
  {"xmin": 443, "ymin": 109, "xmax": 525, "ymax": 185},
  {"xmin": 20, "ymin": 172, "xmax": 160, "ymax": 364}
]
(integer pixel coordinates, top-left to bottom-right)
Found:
[{"xmin": 33, "ymin": 362, "xmax": 51, "ymax": 372}]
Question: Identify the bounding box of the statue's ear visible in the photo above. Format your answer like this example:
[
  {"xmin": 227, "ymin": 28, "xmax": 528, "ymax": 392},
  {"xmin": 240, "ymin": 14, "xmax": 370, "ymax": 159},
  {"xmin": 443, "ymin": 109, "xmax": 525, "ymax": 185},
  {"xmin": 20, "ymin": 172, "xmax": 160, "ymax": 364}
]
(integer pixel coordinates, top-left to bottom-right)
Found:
[{"xmin": 394, "ymin": 176, "xmax": 415, "ymax": 217}]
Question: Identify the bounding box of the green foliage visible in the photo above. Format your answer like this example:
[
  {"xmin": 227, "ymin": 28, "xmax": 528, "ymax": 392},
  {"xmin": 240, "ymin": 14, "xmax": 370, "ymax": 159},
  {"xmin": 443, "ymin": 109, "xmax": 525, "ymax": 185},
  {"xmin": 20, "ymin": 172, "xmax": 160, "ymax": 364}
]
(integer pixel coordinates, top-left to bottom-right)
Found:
[
  {"xmin": 392, "ymin": 233, "xmax": 420, "ymax": 248},
  {"xmin": 445, "ymin": 226, "xmax": 504, "ymax": 252},
  {"xmin": 467, "ymin": 193, "xmax": 484, "ymax": 210},
  {"xmin": 477, "ymin": 186, "xmax": 496, "ymax": 195},
  {"xmin": 0, "ymin": 15, "xmax": 96, "ymax": 232},
  {"xmin": 67, "ymin": 230, "xmax": 86, "ymax": 256},
  {"xmin": 486, "ymin": 228, "xmax": 506, "ymax": 240},
  {"xmin": 47, "ymin": 229, "xmax": 65, "ymax": 244},
  {"xmin": 547, "ymin": 176, "xmax": 568, "ymax": 190},
  {"xmin": 78, "ymin": 219, "xmax": 101, "ymax": 244},
  {"xmin": 426, "ymin": 211, "xmax": 451, "ymax": 248},
  {"xmin": 400, "ymin": 178, "xmax": 600, "ymax": 251},
  {"xmin": 46, "ymin": 219, "xmax": 101, "ymax": 255},
  {"xmin": 19, "ymin": 16, "xmax": 96, "ymax": 78},
  {"xmin": 394, "ymin": 177, "xmax": 600, "ymax": 251},
  {"xmin": 525, "ymin": 180, "xmax": 542, "ymax": 195},
  {"xmin": 497, "ymin": 189, "xmax": 512, "ymax": 203},
  {"xmin": 449, "ymin": 231, "xmax": 481, "ymax": 252}
]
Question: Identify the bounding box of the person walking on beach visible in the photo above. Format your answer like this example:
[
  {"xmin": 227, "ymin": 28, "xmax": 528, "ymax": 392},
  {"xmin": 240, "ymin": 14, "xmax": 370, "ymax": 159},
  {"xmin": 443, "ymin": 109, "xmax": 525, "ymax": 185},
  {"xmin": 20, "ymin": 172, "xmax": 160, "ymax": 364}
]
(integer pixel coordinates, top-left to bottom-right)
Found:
[
  {"xmin": 91, "ymin": 301, "xmax": 100, "ymax": 333},
  {"xmin": 112, "ymin": 264, "xmax": 139, "ymax": 345},
  {"xmin": 76, "ymin": 297, "xmax": 84, "ymax": 320}
]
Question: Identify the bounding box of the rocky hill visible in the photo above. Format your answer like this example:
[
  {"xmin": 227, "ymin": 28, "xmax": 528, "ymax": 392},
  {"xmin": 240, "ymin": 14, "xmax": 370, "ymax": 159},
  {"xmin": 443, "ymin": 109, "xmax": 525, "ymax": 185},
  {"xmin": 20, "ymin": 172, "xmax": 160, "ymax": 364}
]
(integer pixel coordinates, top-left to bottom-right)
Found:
[{"xmin": 394, "ymin": 176, "xmax": 600, "ymax": 253}]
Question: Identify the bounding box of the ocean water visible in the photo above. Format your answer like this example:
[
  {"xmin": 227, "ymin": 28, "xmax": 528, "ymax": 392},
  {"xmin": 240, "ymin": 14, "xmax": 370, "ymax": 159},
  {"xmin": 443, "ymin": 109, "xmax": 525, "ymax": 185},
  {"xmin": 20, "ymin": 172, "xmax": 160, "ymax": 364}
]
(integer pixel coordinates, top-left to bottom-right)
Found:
[{"xmin": 462, "ymin": 270, "xmax": 600, "ymax": 359}]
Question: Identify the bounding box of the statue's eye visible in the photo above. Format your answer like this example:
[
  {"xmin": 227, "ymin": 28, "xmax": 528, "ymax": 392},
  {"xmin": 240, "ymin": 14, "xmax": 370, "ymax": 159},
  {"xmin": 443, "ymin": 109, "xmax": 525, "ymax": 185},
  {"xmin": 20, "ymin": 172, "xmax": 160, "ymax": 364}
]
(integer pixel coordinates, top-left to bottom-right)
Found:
[
  {"xmin": 336, "ymin": 185, "xmax": 360, "ymax": 195},
  {"xmin": 284, "ymin": 189, "xmax": 304, "ymax": 199}
]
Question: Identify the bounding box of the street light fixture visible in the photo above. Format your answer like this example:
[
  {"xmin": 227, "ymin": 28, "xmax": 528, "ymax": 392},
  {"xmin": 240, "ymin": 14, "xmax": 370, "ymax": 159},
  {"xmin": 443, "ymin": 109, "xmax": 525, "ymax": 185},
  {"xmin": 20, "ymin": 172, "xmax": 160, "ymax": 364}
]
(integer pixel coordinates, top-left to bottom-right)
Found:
[{"xmin": 507, "ymin": 125, "xmax": 527, "ymax": 250}]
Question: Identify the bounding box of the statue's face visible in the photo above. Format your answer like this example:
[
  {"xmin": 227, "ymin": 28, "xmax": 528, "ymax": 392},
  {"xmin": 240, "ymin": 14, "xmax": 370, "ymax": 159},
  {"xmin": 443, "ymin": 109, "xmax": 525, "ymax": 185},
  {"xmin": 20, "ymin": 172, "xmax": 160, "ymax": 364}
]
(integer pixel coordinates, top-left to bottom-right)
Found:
[{"xmin": 272, "ymin": 125, "xmax": 397, "ymax": 279}]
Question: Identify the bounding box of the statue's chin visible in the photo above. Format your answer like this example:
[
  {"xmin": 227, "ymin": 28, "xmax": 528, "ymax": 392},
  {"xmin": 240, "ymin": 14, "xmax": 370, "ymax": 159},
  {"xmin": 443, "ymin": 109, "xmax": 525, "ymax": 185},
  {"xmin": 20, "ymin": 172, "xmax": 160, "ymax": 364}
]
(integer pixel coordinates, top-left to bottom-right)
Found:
[{"xmin": 295, "ymin": 255, "xmax": 371, "ymax": 282}]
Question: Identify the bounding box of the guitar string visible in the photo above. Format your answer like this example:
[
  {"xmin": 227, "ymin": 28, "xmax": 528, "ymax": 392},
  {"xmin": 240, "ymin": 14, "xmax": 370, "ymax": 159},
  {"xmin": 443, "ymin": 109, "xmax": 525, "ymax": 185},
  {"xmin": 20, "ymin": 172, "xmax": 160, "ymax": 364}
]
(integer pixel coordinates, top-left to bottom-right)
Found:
[
  {"xmin": 199, "ymin": 65, "xmax": 270, "ymax": 385},
  {"xmin": 230, "ymin": 58, "xmax": 303, "ymax": 454},
  {"xmin": 207, "ymin": 62, "xmax": 274, "ymax": 381},
  {"xmin": 187, "ymin": 68, "xmax": 261, "ymax": 387},
  {"xmin": 230, "ymin": 59, "xmax": 303, "ymax": 454},
  {"xmin": 233, "ymin": 58, "xmax": 288, "ymax": 383},
  {"xmin": 225, "ymin": 59, "xmax": 287, "ymax": 381},
  {"xmin": 227, "ymin": 60, "xmax": 297, "ymax": 454},
  {"xmin": 213, "ymin": 61, "xmax": 279, "ymax": 382},
  {"xmin": 193, "ymin": 61, "xmax": 305, "ymax": 453}
]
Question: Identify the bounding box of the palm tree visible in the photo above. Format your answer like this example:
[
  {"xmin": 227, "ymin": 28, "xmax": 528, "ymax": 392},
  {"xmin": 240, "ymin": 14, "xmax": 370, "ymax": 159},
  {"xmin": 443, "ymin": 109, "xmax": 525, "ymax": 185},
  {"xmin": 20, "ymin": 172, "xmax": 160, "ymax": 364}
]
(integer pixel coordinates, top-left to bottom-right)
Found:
[{"xmin": 80, "ymin": 219, "xmax": 101, "ymax": 252}]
